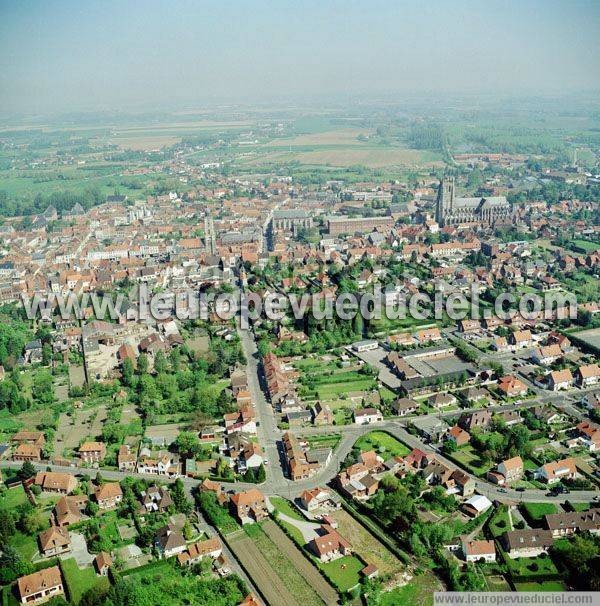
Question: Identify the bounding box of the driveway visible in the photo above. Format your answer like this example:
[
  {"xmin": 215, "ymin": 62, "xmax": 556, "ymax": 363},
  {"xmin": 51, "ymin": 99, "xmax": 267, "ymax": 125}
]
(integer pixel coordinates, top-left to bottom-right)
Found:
[
  {"xmin": 277, "ymin": 512, "xmax": 321, "ymax": 543},
  {"xmin": 66, "ymin": 532, "xmax": 94, "ymax": 567}
]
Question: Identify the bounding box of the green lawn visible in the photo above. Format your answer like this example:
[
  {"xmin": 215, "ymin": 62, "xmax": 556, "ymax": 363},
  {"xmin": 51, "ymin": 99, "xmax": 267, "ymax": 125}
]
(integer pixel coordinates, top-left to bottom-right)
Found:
[
  {"xmin": 61, "ymin": 558, "xmax": 110, "ymax": 605},
  {"xmin": 515, "ymin": 581, "xmax": 568, "ymax": 592},
  {"xmin": 318, "ymin": 554, "xmax": 364, "ymax": 592},
  {"xmin": 450, "ymin": 445, "xmax": 494, "ymax": 476},
  {"xmin": 354, "ymin": 431, "xmax": 410, "ymax": 457},
  {"xmin": 488, "ymin": 506, "xmax": 512, "ymax": 538},
  {"xmin": 269, "ymin": 496, "xmax": 304, "ymax": 521},
  {"xmin": 0, "ymin": 485, "xmax": 29, "ymax": 510},
  {"xmin": 9, "ymin": 531, "xmax": 39, "ymax": 561},
  {"xmin": 505, "ymin": 554, "xmax": 561, "ymax": 580},
  {"xmin": 522, "ymin": 502, "xmax": 558, "ymax": 522},
  {"xmin": 570, "ymin": 239, "xmax": 599, "ymax": 253},
  {"xmin": 567, "ymin": 501, "xmax": 591, "ymax": 512}
]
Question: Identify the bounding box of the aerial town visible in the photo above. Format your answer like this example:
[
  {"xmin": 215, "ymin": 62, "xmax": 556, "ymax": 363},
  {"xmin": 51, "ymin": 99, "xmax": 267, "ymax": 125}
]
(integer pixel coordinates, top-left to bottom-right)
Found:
[{"xmin": 1, "ymin": 3, "xmax": 599, "ymax": 606}]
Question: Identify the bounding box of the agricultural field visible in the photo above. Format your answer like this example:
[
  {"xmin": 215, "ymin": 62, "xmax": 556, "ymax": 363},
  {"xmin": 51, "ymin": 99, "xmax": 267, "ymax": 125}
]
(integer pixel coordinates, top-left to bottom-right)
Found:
[
  {"xmin": 235, "ymin": 128, "xmax": 444, "ymax": 169},
  {"xmin": 227, "ymin": 522, "xmax": 334, "ymax": 606}
]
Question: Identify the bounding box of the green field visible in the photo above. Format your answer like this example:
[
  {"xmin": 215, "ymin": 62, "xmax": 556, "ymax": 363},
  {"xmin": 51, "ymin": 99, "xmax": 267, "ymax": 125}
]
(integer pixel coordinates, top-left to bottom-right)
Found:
[
  {"xmin": 61, "ymin": 558, "xmax": 110, "ymax": 605},
  {"xmin": 318, "ymin": 554, "xmax": 365, "ymax": 592},
  {"xmin": 505, "ymin": 554, "xmax": 561, "ymax": 580},
  {"xmin": 515, "ymin": 581, "xmax": 568, "ymax": 592},
  {"xmin": 354, "ymin": 431, "xmax": 411, "ymax": 457},
  {"xmin": 522, "ymin": 502, "xmax": 558, "ymax": 522},
  {"xmin": 450, "ymin": 445, "xmax": 494, "ymax": 477},
  {"xmin": 487, "ymin": 505, "xmax": 512, "ymax": 538},
  {"xmin": 570, "ymin": 239, "xmax": 599, "ymax": 253},
  {"xmin": 0, "ymin": 485, "xmax": 29, "ymax": 510}
]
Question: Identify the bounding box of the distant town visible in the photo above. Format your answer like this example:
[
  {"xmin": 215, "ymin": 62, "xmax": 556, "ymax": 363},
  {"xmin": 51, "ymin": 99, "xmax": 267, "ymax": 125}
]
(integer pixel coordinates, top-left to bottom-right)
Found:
[{"xmin": 0, "ymin": 100, "xmax": 598, "ymax": 606}]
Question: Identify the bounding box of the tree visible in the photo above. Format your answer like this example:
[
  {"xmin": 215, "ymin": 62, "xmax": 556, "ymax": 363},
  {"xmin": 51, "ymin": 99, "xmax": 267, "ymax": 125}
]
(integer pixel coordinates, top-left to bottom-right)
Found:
[
  {"xmin": 171, "ymin": 479, "xmax": 192, "ymax": 515},
  {"xmin": 255, "ymin": 464, "xmax": 266, "ymax": 483},
  {"xmin": 18, "ymin": 460, "xmax": 36, "ymax": 480},
  {"xmin": 174, "ymin": 431, "xmax": 201, "ymax": 459},
  {"xmin": 0, "ymin": 545, "xmax": 33, "ymax": 583},
  {"xmin": 0, "ymin": 510, "xmax": 16, "ymax": 543},
  {"xmin": 121, "ymin": 358, "xmax": 134, "ymax": 387},
  {"xmin": 137, "ymin": 353, "xmax": 149, "ymax": 375},
  {"xmin": 154, "ymin": 350, "xmax": 168, "ymax": 375},
  {"xmin": 32, "ymin": 370, "xmax": 55, "ymax": 406}
]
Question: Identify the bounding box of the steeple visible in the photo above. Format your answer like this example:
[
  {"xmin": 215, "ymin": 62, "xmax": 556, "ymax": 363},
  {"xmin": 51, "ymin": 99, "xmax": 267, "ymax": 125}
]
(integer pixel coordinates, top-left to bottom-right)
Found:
[{"xmin": 435, "ymin": 176, "xmax": 455, "ymax": 225}]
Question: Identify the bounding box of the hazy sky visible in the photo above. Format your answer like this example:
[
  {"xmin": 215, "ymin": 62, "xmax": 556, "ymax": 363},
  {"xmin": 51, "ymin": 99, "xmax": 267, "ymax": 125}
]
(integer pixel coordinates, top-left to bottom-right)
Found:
[{"xmin": 1, "ymin": 0, "xmax": 599, "ymax": 114}]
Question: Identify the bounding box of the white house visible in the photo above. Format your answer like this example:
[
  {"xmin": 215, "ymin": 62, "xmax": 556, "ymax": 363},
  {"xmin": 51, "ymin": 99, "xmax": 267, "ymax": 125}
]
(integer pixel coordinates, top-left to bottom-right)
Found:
[{"xmin": 354, "ymin": 408, "xmax": 383, "ymax": 425}]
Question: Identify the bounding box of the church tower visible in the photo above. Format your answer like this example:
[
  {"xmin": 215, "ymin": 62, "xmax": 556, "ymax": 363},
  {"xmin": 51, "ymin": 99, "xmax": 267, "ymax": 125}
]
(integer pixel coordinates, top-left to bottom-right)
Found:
[{"xmin": 435, "ymin": 176, "xmax": 455, "ymax": 226}]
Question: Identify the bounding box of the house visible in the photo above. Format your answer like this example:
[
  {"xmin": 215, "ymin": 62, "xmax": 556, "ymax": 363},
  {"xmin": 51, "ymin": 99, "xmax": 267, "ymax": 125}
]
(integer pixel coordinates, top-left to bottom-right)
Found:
[
  {"xmin": 429, "ymin": 393, "xmax": 457, "ymax": 409},
  {"xmin": 489, "ymin": 456, "xmax": 524, "ymax": 485},
  {"xmin": 411, "ymin": 416, "xmax": 450, "ymax": 443},
  {"xmin": 117, "ymin": 445, "xmax": 136, "ymax": 471},
  {"xmin": 547, "ymin": 369, "xmax": 573, "ymax": 391},
  {"xmin": 140, "ymin": 485, "xmax": 174, "ymax": 513},
  {"xmin": 501, "ymin": 529, "xmax": 554, "ymax": 559},
  {"xmin": 500, "ymin": 410, "xmax": 523, "ymax": 426},
  {"xmin": 311, "ymin": 402, "xmax": 334, "ymax": 425},
  {"xmin": 544, "ymin": 510, "xmax": 600, "ymax": 538},
  {"xmin": 230, "ymin": 489, "xmax": 268, "ymax": 525},
  {"xmin": 299, "ymin": 487, "xmax": 340, "ymax": 512},
  {"xmin": 352, "ymin": 340, "xmax": 378, "ymax": 352},
  {"xmin": 531, "ymin": 344, "xmax": 563, "ymax": 366},
  {"xmin": 509, "ymin": 330, "xmax": 534, "ymax": 349},
  {"xmin": 446, "ymin": 425, "xmax": 470, "ymax": 447},
  {"xmin": 53, "ymin": 495, "xmax": 88, "ymax": 526},
  {"xmin": 583, "ymin": 391, "xmax": 600, "ymax": 411},
  {"xmin": 461, "ymin": 538, "xmax": 496, "ymax": 563},
  {"xmin": 239, "ymin": 443, "xmax": 264, "ymax": 472},
  {"xmin": 17, "ymin": 566, "xmax": 64, "ymax": 605},
  {"xmin": 416, "ymin": 327, "xmax": 442, "ymax": 343},
  {"xmin": 575, "ymin": 421, "xmax": 600, "ymax": 452},
  {"xmin": 94, "ymin": 552, "xmax": 112, "ymax": 576},
  {"xmin": 354, "ymin": 408, "xmax": 383, "ymax": 425},
  {"xmin": 155, "ymin": 524, "xmax": 187, "ymax": 558},
  {"xmin": 576, "ymin": 364, "xmax": 600, "ymax": 388},
  {"xmin": 137, "ymin": 451, "xmax": 181, "ymax": 477},
  {"xmin": 94, "ymin": 482, "xmax": 123, "ymax": 509},
  {"xmin": 12, "ymin": 431, "xmax": 45, "ymax": 447},
  {"xmin": 462, "ymin": 494, "xmax": 493, "ymax": 517},
  {"xmin": 458, "ymin": 410, "xmax": 492, "ymax": 432},
  {"xmin": 38, "ymin": 526, "xmax": 71, "ymax": 557},
  {"xmin": 533, "ymin": 406, "xmax": 563, "ymax": 425},
  {"xmin": 309, "ymin": 525, "xmax": 352, "ymax": 562},
  {"xmin": 78, "ymin": 441, "xmax": 106, "ymax": 463},
  {"xmin": 34, "ymin": 472, "xmax": 77, "ymax": 494},
  {"xmin": 13, "ymin": 443, "xmax": 41, "ymax": 462},
  {"xmin": 392, "ymin": 398, "xmax": 419, "ymax": 416},
  {"xmin": 497, "ymin": 375, "xmax": 528, "ymax": 398},
  {"xmin": 177, "ymin": 537, "xmax": 222, "ymax": 567},
  {"xmin": 535, "ymin": 457, "xmax": 577, "ymax": 484},
  {"xmin": 286, "ymin": 409, "xmax": 312, "ymax": 427}
]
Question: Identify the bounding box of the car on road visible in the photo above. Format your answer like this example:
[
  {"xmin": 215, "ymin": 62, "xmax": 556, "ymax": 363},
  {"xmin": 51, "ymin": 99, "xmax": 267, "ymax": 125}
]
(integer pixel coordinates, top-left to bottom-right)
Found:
[{"xmin": 516, "ymin": 487, "xmax": 525, "ymax": 492}]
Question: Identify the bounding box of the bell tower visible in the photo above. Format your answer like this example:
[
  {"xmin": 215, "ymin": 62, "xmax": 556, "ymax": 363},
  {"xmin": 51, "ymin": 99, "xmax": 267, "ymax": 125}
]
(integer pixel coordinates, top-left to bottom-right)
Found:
[{"xmin": 435, "ymin": 177, "xmax": 455, "ymax": 226}]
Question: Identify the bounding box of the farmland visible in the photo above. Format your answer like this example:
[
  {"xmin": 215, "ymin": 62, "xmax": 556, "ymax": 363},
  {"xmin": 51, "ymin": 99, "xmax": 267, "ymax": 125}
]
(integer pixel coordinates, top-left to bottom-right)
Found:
[{"xmin": 227, "ymin": 522, "xmax": 335, "ymax": 606}]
